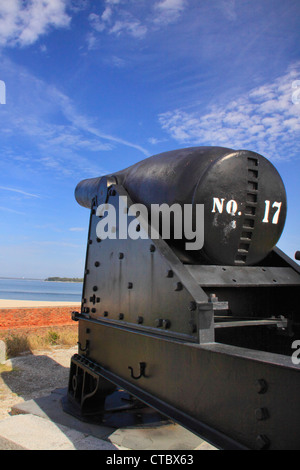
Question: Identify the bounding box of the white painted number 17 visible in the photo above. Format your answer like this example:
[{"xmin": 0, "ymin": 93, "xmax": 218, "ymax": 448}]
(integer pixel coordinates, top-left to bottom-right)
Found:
[{"xmin": 262, "ymin": 200, "xmax": 282, "ymax": 224}]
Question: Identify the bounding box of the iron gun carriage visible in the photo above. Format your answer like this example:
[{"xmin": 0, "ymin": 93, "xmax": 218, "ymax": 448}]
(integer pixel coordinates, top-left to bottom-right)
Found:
[{"xmin": 64, "ymin": 146, "xmax": 300, "ymax": 450}]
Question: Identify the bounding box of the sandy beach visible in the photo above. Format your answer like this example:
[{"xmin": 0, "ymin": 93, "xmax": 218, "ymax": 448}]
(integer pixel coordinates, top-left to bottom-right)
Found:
[{"xmin": 0, "ymin": 299, "xmax": 81, "ymax": 308}]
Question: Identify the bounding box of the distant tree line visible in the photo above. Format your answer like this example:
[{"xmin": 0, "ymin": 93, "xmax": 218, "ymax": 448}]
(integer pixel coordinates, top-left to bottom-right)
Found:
[{"xmin": 45, "ymin": 277, "xmax": 83, "ymax": 282}]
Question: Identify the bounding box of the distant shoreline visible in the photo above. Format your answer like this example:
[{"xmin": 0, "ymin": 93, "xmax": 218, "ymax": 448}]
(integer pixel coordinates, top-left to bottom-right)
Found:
[
  {"xmin": 44, "ymin": 277, "xmax": 83, "ymax": 283},
  {"xmin": 44, "ymin": 281, "xmax": 82, "ymax": 283}
]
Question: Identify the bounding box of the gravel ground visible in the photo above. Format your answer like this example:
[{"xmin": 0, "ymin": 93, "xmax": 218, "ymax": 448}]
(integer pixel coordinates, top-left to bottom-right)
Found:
[
  {"xmin": 0, "ymin": 346, "xmax": 217, "ymax": 451},
  {"xmin": 0, "ymin": 346, "xmax": 77, "ymax": 420}
]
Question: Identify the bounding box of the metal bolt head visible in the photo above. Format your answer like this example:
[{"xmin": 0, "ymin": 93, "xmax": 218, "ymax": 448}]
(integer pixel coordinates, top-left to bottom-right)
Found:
[
  {"xmin": 256, "ymin": 379, "xmax": 268, "ymax": 394},
  {"xmin": 175, "ymin": 282, "xmax": 183, "ymax": 291},
  {"xmin": 255, "ymin": 407, "xmax": 269, "ymax": 421}
]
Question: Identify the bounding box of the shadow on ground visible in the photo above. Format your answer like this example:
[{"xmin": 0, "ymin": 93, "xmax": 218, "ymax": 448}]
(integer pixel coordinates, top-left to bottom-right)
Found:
[
  {"xmin": 0, "ymin": 349, "xmax": 212, "ymax": 450},
  {"xmin": 0, "ymin": 349, "xmax": 120, "ymax": 449}
]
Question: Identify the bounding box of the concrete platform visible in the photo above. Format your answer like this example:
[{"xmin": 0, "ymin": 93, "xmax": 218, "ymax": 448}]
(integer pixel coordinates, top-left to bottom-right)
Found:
[
  {"xmin": 0, "ymin": 388, "xmax": 216, "ymax": 450},
  {"xmin": 0, "ymin": 414, "xmax": 119, "ymax": 450}
]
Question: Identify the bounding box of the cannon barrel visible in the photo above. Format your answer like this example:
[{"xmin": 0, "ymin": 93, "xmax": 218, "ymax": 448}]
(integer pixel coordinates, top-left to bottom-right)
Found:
[
  {"xmin": 75, "ymin": 146, "xmax": 232, "ymax": 209},
  {"xmin": 75, "ymin": 146, "xmax": 287, "ymax": 266}
]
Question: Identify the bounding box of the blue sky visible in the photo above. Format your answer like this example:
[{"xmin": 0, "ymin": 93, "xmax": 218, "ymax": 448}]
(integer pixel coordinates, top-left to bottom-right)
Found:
[{"xmin": 0, "ymin": 0, "xmax": 299, "ymax": 278}]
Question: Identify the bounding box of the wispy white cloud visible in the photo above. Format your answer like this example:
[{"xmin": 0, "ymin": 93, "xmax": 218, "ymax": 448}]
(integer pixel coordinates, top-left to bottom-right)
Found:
[
  {"xmin": 0, "ymin": 0, "xmax": 71, "ymax": 48},
  {"xmin": 49, "ymin": 87, "xmax": 150, "ymax": 155},
  {"xmin": 33, "ymin": 240, "xmax": 82, "ymax": 248},
  {"xmin": 0, "ymin": 186, "xmax": 41, "ymax": 198},
  {"xmin": 35, "ymin": 223, "xmax": 62, "ymax": 232},
  {"xmin": 89, "ymin": 8, "xmax": 147, "ymax": 39},
  {"xmin": 148, "ymin": 136, "xmax": 166, "ymax": 145},
  {"xmin": 0, "ymin": 206, "xmax": 26, "ymax": 215},
  {"xmin": 69, "ymin": 0, "xmax": 90, "ymax": 13},
  {"xmin": 109, "ymin": 17, "xmax": 148, "ymax": 38},
  {"xmin": 0, "ymin": 57, "xmax": 149, "ymax": 180},
  {"xmin": 69, "ymin": 227, "xmax": 85, "ymax": 232},
  {"xmin": 88, "ymin": 0, "xmax": 188, "ymax": 41},
  {"xmin": 216, "ymin": 0, "xmax": 237, "ymax": 21},
  {"xmin": 153, "ymin": 0, "xmax": 187, "ymax": 25},
  {"xmin": 86, "ymin": 31, "xmax": 97, "ymax": 50},
  {"xmin": 158, "ymin": 64, "xmax": 300, "ymax": 161}
]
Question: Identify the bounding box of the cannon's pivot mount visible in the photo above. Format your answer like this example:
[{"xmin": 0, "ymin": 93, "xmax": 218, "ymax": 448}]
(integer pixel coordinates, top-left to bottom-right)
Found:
[
  {"xmin": 62, "ymin": 353, "xmax": 170, "ymax": 429},
  {"xmin": 65, "ymin": 175, "xmax": 300, "ymax": 450}
]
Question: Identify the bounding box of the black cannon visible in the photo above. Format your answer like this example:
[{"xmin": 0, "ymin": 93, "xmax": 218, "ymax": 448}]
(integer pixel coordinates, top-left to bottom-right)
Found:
[{"xmin": 64, "ymin": 147, "xmax": 300, "ymax": 450}]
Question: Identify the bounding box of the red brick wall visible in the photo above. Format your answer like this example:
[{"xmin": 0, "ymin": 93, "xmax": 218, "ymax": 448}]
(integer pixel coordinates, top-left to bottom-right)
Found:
[{"xmin": 0, "ymin": 306, "xmax": 80, "ymax": 330}]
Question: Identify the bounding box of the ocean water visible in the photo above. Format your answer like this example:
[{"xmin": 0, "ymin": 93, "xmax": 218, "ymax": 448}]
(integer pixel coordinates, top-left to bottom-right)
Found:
[{"xmin": 0, "ymin": 278, "xmax": 83, "ymax": 302}]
